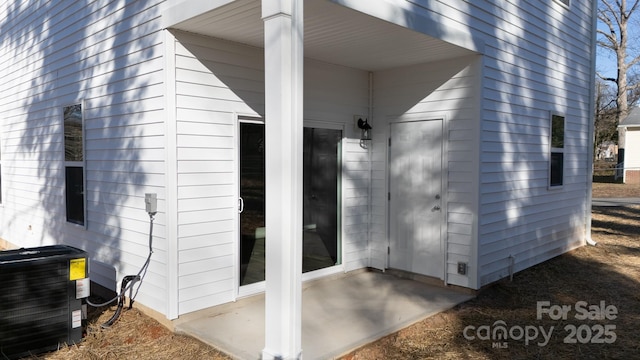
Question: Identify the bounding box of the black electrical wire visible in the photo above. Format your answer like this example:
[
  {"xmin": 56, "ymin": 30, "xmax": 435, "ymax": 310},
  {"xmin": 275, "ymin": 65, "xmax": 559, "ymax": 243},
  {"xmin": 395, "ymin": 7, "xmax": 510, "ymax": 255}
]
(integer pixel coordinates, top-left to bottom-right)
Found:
[
  {"xmin": 100, "ymin": 275, "xmax": 139, "ymax": 328},
  {"xmin": 87, "ymin": 213, "xmax": 155, "ymax": 328},
  {"xmin": 131, "ymin": 213, "xmax": 155, "ymax": 302}
]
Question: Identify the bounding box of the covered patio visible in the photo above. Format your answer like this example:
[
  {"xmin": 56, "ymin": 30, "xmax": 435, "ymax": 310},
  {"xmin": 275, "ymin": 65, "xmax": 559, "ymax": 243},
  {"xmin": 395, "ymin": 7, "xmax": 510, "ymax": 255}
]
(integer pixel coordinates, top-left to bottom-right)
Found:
[
  {"xmin": 174, "ymin": 270, "xmax": 474, "ymax": 360},
  {"xmin": 162, "ymin": 0, "xmax": 479, "ymax": 358}
]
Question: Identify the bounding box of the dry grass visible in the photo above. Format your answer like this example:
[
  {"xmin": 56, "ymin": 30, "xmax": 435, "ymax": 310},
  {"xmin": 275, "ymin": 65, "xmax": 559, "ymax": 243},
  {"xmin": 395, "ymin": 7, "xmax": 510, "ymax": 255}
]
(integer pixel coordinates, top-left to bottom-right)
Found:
[
  {"xmin": 343, "ymin": 184, "xmax": 640, "ymax": 360},
  {"xmin": 23, "ymin": 183, "xmax": 640, "ymax": 359},
  {"xmin": 30, "ymin": 306, "xmax": 230, "ymax": 360},
  {"xmin": 592, "ymin": 182, "xmax": 640, "ymax": 198}
]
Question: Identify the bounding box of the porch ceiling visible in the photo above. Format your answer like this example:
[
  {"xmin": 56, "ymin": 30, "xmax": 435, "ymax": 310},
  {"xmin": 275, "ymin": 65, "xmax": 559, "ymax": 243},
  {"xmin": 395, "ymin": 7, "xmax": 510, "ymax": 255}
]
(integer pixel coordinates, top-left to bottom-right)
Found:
[{"xmin": 168, "ymin": 0, "xmax": 473, "ymax": 71}]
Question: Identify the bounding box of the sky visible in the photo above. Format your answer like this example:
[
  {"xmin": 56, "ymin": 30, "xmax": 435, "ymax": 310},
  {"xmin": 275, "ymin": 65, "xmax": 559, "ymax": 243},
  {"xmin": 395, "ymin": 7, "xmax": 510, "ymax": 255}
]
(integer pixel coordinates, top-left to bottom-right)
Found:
[
  {"xmin": 595, "ymin": 4, "xmax": 640, "ymax": 82},
  {"xmin": 595, "ymin": 16, "xmax": 617, "ymax": 80},
  {"xmin": 596, "ymin": 51, "xmax": 618, "ymax": 80}
]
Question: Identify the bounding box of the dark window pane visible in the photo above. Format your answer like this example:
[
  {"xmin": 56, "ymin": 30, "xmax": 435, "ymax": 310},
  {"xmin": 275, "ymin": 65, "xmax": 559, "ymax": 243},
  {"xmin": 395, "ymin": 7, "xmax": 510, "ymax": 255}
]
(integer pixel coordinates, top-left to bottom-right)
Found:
[
  {"xmin": 239, "ymin": 123, "xmax": 265, "ymax": 286},
  {"xmin": 550, "ymin": 152, "xmax": 564, "ymax": 187},
  {"xmin": 303, "ymin": 128, "xmax": 342, "ymax": 273},
  {"xmin": 551, "ymin": 115, "xmax": 564, "ymax": 148},
  {"xmin": 64, "ymin": 104, "xmax": 83, "ymax": 161},
  {"xmin": 65, "ymin": 166, "xmax": 84, "ymax": 225}
]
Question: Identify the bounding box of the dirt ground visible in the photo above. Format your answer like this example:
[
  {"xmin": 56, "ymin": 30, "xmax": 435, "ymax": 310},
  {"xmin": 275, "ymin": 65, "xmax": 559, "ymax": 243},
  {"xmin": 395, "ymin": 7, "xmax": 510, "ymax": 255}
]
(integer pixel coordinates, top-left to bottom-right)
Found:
[
  {"xmin": 27, "ymin": 182, "xmax": 640, "ymax": 359},
  {"xmin": 343, "ymin": 205, "xmax": 640, "ymax": 359},
  {"xmin": 592, "ymin": 181, "xmax": 640, "ymax": 198},
  {"xmin": 28, "ymin": 308, "xmax": 230, "ymax": 360}
]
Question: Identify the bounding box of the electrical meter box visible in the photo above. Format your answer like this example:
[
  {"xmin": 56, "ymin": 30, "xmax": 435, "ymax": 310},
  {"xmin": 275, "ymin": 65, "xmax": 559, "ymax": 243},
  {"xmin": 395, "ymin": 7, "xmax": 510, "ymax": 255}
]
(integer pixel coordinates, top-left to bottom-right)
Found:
[{"xmin": 0, "ymin": 245, "xmax": 90, "ymax": 359}]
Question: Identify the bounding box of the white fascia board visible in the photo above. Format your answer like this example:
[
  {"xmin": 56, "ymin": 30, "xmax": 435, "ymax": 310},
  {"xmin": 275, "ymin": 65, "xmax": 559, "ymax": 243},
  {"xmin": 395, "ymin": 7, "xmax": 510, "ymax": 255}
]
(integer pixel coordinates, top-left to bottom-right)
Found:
[{"xmin": 161, "ymin": 0, "xmax": 236, "ymax": 29}]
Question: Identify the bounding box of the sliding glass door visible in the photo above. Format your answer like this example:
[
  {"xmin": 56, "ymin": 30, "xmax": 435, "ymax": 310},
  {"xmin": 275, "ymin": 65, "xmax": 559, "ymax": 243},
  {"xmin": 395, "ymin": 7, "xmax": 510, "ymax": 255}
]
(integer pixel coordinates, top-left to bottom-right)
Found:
[
  {"xmin": 239, "ymin": 123, "xmax": 342, "ymax": 286},
  {"xmin": 302, "ymin": 127, "xmax": 342, "ymax": 272},
  {"xmin": 239, "ymin": 121, "xmax": 266, "ymax": 286}
]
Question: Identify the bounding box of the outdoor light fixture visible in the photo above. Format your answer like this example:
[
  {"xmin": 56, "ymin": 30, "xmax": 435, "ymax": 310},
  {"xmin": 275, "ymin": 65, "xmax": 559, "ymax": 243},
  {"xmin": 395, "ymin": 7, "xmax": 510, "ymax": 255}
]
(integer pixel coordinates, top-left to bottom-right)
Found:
[{"xmin": 357, "ymin": 117, "xmax": 372, "ymax": 141}]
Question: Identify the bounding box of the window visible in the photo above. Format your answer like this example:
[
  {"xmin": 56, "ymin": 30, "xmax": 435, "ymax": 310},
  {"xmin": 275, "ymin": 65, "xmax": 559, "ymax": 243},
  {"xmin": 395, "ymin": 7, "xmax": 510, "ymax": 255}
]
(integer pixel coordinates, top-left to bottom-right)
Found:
[
  {"xmin": 64, "ymin": 104, "xmax": 85, "ymax": 225},
  {"xmin": 550, "ymin": 114, "xmax": 565, "ymax": 187}
]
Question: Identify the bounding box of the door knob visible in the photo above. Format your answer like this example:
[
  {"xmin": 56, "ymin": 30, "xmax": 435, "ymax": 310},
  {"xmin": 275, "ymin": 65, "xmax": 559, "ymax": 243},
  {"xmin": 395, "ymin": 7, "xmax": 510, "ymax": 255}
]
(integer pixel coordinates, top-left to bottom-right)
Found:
[{"xmin": 432, "ymin": 205, "xmax": 441, "ymax": 211}]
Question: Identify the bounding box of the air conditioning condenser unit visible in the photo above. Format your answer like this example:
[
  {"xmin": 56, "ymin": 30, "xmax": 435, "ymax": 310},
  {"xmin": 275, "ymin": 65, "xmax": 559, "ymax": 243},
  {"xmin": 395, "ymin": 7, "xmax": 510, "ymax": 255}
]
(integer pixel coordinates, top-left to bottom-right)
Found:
[{"xmin": 0, "ymin": 245, "xmax": 90, "ymax": 359}]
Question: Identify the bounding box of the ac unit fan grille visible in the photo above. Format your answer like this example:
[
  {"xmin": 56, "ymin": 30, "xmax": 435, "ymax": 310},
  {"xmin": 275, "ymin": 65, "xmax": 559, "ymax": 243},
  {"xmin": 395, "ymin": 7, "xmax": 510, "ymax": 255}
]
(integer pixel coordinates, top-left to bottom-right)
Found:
[{"xmin": 0, "ymin": 260, "xmax": 72, "ymax": 358}]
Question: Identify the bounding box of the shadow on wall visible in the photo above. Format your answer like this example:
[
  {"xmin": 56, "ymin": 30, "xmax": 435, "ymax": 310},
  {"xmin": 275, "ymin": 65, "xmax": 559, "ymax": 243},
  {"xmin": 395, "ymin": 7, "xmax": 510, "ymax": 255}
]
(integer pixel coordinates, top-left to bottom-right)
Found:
[
  {"xmin": 0, "ymin": 2, "xmax": 161, "ymax": 293},
  {"xmin": 374, "ymin": 53, "xmax": 479, "ymax": 284},
  {"xmin": 368, "ymin": 0, "xmax": 592, "ymax": 292},
  {"xmin": 473, "ymin": 1, "xmax": 593, "ymax": 286},
  {"xmin": 171, "ymin": 29, "xmax": 265, "ymax": 116}
]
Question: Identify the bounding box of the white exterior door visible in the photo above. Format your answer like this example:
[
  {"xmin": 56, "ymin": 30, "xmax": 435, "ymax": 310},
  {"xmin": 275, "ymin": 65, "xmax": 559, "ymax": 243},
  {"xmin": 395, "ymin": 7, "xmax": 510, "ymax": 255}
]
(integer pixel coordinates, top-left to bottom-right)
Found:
[{"xmin": 389, "ymin": 120, "xmax": 444, "ymax": 278}]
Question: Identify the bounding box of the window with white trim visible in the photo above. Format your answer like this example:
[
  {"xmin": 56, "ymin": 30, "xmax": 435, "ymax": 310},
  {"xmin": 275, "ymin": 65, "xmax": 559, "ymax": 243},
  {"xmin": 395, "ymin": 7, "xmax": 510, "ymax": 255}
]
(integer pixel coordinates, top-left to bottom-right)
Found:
[
  {"xmin": 64, "ymin": 104, "xmax": 85, "ymax": 225},
  {"xmin": 550, "ymin": 114, "xmax": 565, "ymax": 187}
]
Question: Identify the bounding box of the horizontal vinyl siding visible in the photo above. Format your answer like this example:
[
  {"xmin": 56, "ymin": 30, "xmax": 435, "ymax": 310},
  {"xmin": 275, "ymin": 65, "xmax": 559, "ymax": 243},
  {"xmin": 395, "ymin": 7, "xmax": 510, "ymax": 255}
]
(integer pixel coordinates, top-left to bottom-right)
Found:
[
  {"xmin": 369, "ymin": 145, "xmax": 388, "ymax": 271},
  {"xmin": 305, "ymin": 59, "xmax": 371, "ymax": 272},
  {"xmin": 369, "ymin": 0, "xmax": 592, "ymax": 289},
  {"xmin": 343, "ymin": 140, "xmax": 371, "ymax": 271},
  {"xmin": 463, "ymin": 0, "xmax": 594, "ymax": 286},
  {"xmin": 0, "ymin": 1, "xmax": 168, "ymax": 313},
  {"xmin": 173, "ymin": 33, "xmax": 371, "ymax": 314},
  {"xmin": 174, "ymin": 32, "xmax": 256, "ymax": 315},
  {"xmin": 379, "ymin": 0, "xmax": 592, "ymax": 287},
  {"xmin": 373, "ymin": 56, "xmax": 480, "ymax": 288}
]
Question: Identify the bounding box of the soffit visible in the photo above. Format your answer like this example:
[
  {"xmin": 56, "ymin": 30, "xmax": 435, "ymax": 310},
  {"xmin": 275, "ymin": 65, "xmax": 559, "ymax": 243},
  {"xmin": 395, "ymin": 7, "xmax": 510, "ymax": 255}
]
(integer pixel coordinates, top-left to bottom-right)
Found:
[{"xmin": 169, "ymin": 0, "xmax": 473, "ymax": 71}]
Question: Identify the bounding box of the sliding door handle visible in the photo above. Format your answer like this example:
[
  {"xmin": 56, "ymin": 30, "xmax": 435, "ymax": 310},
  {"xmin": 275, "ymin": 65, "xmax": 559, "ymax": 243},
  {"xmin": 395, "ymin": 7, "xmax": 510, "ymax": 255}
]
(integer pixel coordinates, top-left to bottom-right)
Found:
[{"xmin": 239, "ymin": 197, "xmax": 245, "ymax": 213}]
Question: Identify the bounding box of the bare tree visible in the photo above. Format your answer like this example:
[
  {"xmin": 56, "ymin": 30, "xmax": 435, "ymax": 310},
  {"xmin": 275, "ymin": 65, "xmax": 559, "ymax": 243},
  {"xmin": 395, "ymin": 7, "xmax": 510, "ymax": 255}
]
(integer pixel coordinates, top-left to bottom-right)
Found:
[
  {"xmin": 594, "ymin": 79, "xmax": 618, "ymax": 151},
  {"xmin": 597, "ymin": 0, "xmax": 640, "ymax": 154}
]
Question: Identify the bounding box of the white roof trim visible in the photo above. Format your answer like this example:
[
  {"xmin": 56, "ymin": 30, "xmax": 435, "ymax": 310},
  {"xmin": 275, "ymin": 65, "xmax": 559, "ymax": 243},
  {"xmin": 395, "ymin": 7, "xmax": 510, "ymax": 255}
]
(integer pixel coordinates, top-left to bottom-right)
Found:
[{"xmin": 161, "ymin": 0, "xmax": 236, "ymax": 29}]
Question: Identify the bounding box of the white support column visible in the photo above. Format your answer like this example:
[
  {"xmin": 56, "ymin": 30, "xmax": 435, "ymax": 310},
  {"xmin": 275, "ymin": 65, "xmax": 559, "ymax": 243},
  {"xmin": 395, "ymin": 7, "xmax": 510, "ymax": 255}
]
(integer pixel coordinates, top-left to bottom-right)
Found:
[
  {"xmin": 163, "ymin": 29, "xmax": 180, "ymax": 320},
  {"xmin": 262, "ymin": 0, "xmax": 304, "ymax": 359}
]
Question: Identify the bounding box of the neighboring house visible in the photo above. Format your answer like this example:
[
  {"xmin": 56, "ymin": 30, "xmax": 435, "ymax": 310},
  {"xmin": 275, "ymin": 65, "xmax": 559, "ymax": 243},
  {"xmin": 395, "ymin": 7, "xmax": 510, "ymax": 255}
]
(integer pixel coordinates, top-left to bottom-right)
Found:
[
  {"xmin": 619, "ymin": 107, "xmax": 640, "ymax": 184},
  {"xmin": 0, "ymin": 0, "xmax": 596, "ymax": 358},
  {"xmin": 596, "ymin": 141, "xmax": 617, "ymax": 161}
]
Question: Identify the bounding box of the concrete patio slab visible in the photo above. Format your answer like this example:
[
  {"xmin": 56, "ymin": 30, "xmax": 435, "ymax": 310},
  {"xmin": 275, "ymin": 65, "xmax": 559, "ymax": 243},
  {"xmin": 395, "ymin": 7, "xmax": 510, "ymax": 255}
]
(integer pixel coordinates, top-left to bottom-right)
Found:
[{"xmin": 175, "ymin": 270, "xmax": 474, "ymax": 360}]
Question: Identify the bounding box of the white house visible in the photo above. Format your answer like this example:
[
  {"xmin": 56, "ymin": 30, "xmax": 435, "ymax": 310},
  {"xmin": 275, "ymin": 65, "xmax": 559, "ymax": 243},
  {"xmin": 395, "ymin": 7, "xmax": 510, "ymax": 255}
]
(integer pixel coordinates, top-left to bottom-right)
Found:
[
  {"xmin": 619, "ymin": 107, "xmax": 640, "ymax": 184},
  {"xmin": 0, "ymin": 0, "xmax": 596, "ymax": 358}
]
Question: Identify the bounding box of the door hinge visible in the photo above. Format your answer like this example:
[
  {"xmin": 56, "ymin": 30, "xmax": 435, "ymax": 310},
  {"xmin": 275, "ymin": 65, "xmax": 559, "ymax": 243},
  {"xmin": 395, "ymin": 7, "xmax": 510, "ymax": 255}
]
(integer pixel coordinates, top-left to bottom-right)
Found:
[
  {"xmin": 388, "ymin": 137, "xmax": 391, "ymax": 147},
  {"xmin": 388, "ymin": 192, "xmax": 390, "ymax": 201},
  {"xmin": 387, "ymin": 246, "xmax": 390, "ymax": 255}
]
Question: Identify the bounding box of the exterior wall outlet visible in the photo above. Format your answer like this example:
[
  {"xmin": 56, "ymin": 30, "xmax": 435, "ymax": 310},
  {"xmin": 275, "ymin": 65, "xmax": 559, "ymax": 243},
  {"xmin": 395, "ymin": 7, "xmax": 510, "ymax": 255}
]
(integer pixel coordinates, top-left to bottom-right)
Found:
[
  {"xmin": 145, "ymin": 193, "xmax": 157, "ymax": 214},
  {"xmin": 457, "ymin": 262, "xmax": 468, "ymax": 275}
]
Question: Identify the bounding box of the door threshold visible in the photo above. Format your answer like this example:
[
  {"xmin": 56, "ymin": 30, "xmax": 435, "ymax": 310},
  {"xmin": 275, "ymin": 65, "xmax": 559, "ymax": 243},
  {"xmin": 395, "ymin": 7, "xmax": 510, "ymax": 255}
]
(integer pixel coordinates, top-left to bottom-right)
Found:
[{"xmin": 237, "ymin": 264, "xmax": 345, "ymax": 299}]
